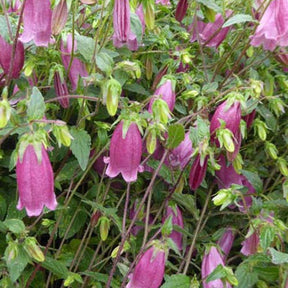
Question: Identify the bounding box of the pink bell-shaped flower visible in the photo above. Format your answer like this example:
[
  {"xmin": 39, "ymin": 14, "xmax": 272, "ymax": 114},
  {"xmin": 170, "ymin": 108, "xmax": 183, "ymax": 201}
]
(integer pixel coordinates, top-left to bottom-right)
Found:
[
  {"xmin": 250, "ymin": 0, "xmax": 288, "ymax": 51},
  {"xmin": 240, "ymin": 232, "xmax": 260, "ymax": 256},
  {"xmin": 0, "ymin": 36, "xmax": 24, "ymax": 79},
  {"xmin": 163, "ymin": 204, "xmax": 184, "ymax": 250},
  {"xmin": 202, "ymin": 246, "xmax": 232, "ymax": 288},
  {"xmin": 53, "ymin": 71, "xmax": 69, "ymax": 108},
  {"xmin": 112, "ymin": 0, "xmax": 138, "ymax": 51},
  {"xmin": 105, "ymin": 121, "xmax": 143, "ymax": 183},
  {"xmin": 61, "ymin": 34, "xmax": 88, "ymax": 90},
  {"xmin": 19, "ymin": 0, "xmax": 52, "ymax": 47},
  {"xmin": 166, "ymin": 132, "xmax": 193, "ymax": 169},
  {"xmin": 16, "ymin": 144, "xmax": 57, "ymax": 217},
  {"xmin": 148, "ymin": 79, "xmax": 176, "ymax": 113},
  {"xmin": 175, "ymin": 0, "xmax": 188, "ymax": 22},
  {"xmin": 52, "ymin": 0, "xmax": 68, "ymax": 35},
  {"xmin": 126, "ymin": 245, "xmax": 166, "ymax": 288},
  {"xmin": 189, "ymin": 155, "xmax": 208, "ymax": 190},
  {"xmin": 217, "ymin": 228, "xmax": 235, "ymax": 260}
]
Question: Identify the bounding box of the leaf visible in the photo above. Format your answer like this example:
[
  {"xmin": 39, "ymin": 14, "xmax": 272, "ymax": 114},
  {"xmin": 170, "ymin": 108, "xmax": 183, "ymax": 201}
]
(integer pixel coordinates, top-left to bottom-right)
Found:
[
  {"xmin": 124, "ymin": 83, "xmax": 150, "ymax": 96},
  {"xmin": 70, "ymin": 128, "xmax": 91, "ymax": 171},
  {"xmin": 257, "ymin": 105, "xmax": 277, "ymax": 132},
  {"xmin": 27, "ymin": 87, "xmax": 46, "ymax": 120},
  {"xmin": 3, "ymin": 219, "xmax": 25, "ymax": 234},
  {"xmin": 268, "ymin": 248, "xmax": 288, "ymax": 265},
  {"xmin": 146, "ymin": 159, "xmax": 173, "ymax": 184},
  {"xmin": 166, "ymin": 124, "xmax": 185, "ymax": 149},
  {"xmin": 196, "ymin": 0, "xmax": 221, "ymax": 13},
  {"xmin": 260, "ymin": 225, "xmax": 275, "ymax": 252},
  {"xmin": 172, "ymin": 193, "xmax": 199, "ymax": 220},
  {"xmin": 202, "ymin": 82, "xmax": 218, "ymax": 93},
  {"xmin": 0, "ymin": 15, "xmax": 12, "ymax": 41},
  {"xmin": 222, "ymin": 14, "xmax": 256, "ymax": 28},
  {"xmin": 41, "ymin": 256, "xmax": 69, "ymax": 279},
  {"xmin": 241, "ymin": 170, "xmax": 263, "ymax": 193},
  {"xmin": 130, "ymin": 12, "xmax": 143, "ymax": 43},
  {"xmin": 95, "ymin": 51, "xmax": 114, "ymax": 75},
  {"xmin": 235, "ymin": 263, "xmax": 258, "ymax": 288},
  {"xmin": 82, "ymin": 271, "xmax": 120, "ymax": 288},
  {"xmin": 75, "ymin": 35, "xmax": 96, "ymax": 62},
  {"xmin": 161, "ymin": 274, "xmax": 191, "ymax": 288},
  {"xmin": 206, "ymin": 264, "xmax": 226, "ymax": 283}
]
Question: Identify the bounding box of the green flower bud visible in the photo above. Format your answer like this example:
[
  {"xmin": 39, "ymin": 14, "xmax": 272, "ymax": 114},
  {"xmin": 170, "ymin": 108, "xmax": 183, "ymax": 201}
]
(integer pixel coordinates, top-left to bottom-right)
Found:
[
  {"xmin": 143, "ymin": 0, "xmax": 155, "ymax": 30},
  {"xmin": 99, "ymin": 216, "xmax": 110, "ymax": 242},
  {"xmin": 152, "ymin": 98, "xmax": 170, "ymax": 124},
  {"xmin": 212, "ymin": 188, "xmax": 234, "ymax": 210},
  {"xmin": 265, "ymin": 142, "xmax": 278, "ymax": 160},
  {"xmin": 282, "ymin": 178, "xmax": 288, "ymax": 201},
  {"xmin": 102, "ymin": 78, "xmax": 122, "ymax": 116},
  {"xmin": 24, "ymin": 237, "xmax": 45, "ymax": 262},
  {"xmin": 5, "ymin": 242, "xmax": 18, "ymax": 262},
  {"xmin": 145, "ymin": 55, "xmax": 153, "ymax": 80},
  {"xmin": 111, "ymin": 241, "xmax": 130, "ymax": 258},
  {"xmin": 217, "ymin": 129, "xmax": 235, "ymax": 153},
  {"xmin": 254, "ymin": 119, "xmax": 268, "ymax": 141},
  {"xmin": 233, "ymin": 153, "xmax": 243, "ymax": 173},
  {"xmin": 278, "ymin": 158, "xmax": 288, "ymax": 177},
  {"xmin": 269, "ymin": 98, "xmax": 285, "ymax": 117},
  {"xmin": 146, "ymin": 129, "xmax": 157, "ymax": 154},
  {"xmin": 250, "ymin": 79, "xmax": 263, "ymax": 98},
  {"xmin": 246, "ymin": 46, "xmax": 254, "ymax": 58},
  {"xmin": 0, "ymin": 99, "xmax": 11, "ymax": 128},
  {"xmin": 52, "ymin": 125, "xmax": 73, "ymax": 147}
]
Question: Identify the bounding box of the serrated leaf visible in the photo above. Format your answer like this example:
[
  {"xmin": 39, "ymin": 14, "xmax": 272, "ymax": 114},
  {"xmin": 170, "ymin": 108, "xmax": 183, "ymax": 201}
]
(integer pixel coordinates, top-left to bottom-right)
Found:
[
  {"xmin": 27, "ymin": 87, "xmax": 46, "ymax": 120},
  {"xmin": 167, "ymin": 124, "xmax": 185, "ymax": 149},
  {"xmin": 146, "ymin": 159, "xmax": 173, "ymax": 184},
  {"xmin": 41, "ymin": 256, "xmax": 69, "ymax": 279},
  {"xmin": 196, "ymin": 0, "xmax": 221, "ymax": 13},
  {"xmin": 95, "ymin": 52, "xmax": 113, "ymax": 75},
  {"xmin": 130, "ymin": 13, "xmax": 143, "ymax": 43},
  {"xmin": 161, "ymin": 274, "xmax": 190, "ymax": 288},
  {"xmin": 235, "ymin": 263, "xmax": 258, "ymax": 288},
  {"xmin": 260, "ymin": 225, "xmax": 275, "ymax": 251},
  {"xmin": 70, "ymin": 128, "xmax": 91, "ymax": 171},
  {"xmin": 172, "ymin": 193, "xmax": 199, "ymax": 220},
  {"xmin": 268, "ymin": 248, "xmax": 288, "ymax": 265},
  {"xmin": 202, "ymin": 82, "xmax": 218, "ymax": 93},
  {"xmin": 257, "ymin": 105, "xmax": 277, "ymax": 132},
  {"xmin": 206, "ymin": 264, "xmax": 226, "ymax": 283},
  {"xmin": 82, "ymin": 271, "xmax": 120, "ymax": 288},
  {"xmin": 241, "ymin": 170, "xmax": 263, "ymax": 193},
  {"xmin": 223, "ymin": 14, "xmax": 255, "ymax": 28},
  {"xmin": 3, "ymin": 219, "xmax": 25, "ymax": 234},
  {"xmin": 75, "ymin": 35, "xmax": 96, "ymax": 62}
]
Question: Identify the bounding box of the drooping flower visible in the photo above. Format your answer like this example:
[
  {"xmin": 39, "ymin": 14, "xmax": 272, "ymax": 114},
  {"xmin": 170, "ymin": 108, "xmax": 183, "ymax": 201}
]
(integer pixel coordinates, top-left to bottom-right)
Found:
[
  {"xmin": 6, "ymin": 0, "xmax": 21, "ymax": 13},
  {"xmin": 0, "ymin": 36, "xmax": 24, "ymax": 79},
  {"xmin": 163, "ymin": 204, "xmax": 184, "ymax": 250},
  {"xmin": 240, "ymin": 231, "xmax": 260, "ymax": 256},
  {"xmin": 126, "ymin": 245, "xmax": 166, "ymax": 288},
  {"xmin": 190, "ymin": 12, "xmax": 232, "ymax": 48},
  {"xmin": 189, "ymin": 155, "xmax": 208, "ymax": 191},
  {"xmin": 52, "ymin": 0, "xmax": 68, "ymax": 35},
  {"xmin": 19, "ymin": 0, "xmax": 52, "ymax": 47},
  {"xmin": 105, "ymin": 121, "xmax": 143, "ymax": 182},
  {"xmin": 54, "ymin": 71, "xmax": 69, "ymax": 108},
  {"xmin": 112, "ymin": 0, "xmax": 138, "ymax": 51},
  {"xmin": 136, "ymin": 4, "xmax": 145, "ymax": 34},
  {"xmin": 60, "ymin": 34, "xmax": 88, "ymax": 90},
  {"xmin": 16, "ymin": 144, "xmax": 57, "ymax": 217},
  {"xmin": 166, "ymin": 132, "xmax": 193, "ymax": 169},
  {"xmin": 175, "ymin": 0, "xmax": 188, "ymax": 23},
  {"xmin": 202, "ymin": 246, "xmax": 232, "ymax": 288},
  {"xmin": 148, "ymin": 79, "xmax": 176, "ymax": 113},
  {"xmin": 217, "ymin": 228, "xmax": 235, "ymax": 260},
  {"xmin": 250, "ymin": 0, "xmax": 288, "ymax": 51}
]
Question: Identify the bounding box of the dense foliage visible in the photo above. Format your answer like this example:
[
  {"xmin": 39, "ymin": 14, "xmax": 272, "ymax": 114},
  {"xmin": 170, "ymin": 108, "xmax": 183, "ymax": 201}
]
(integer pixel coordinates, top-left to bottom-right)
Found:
[{"xmin": 1, "ymin": 0, "xmax": 288, "ymax": 287}]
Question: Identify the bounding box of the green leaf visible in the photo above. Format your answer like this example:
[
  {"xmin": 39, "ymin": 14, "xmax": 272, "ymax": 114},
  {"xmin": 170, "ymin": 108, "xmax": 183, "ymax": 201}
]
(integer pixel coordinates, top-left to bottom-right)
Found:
[
  {"xmin": 75, "ymin": 35, "xmax": 96, "ymax": 62},
  {"xmin": 0, "ymin": 15, "xmax": 12, "ymax": 41},
  {"xmin": 235, "ymin": 263, "xmax": 258, "ymax": 288},
  {"xmin": 166, "ymin": 124, "xmax": 185, "ymax": 149},
  {"xmin": 95, "ymin": 52, "xmax": 114, "ymax": 75},
  {"xmin": 82, "ymin": 271, "xmax": 120, "ymax": 288},
  {"xmin": 161, "ymin": 274, "xmax": 190, "ymax": 288},
  {"xmin": 206, "ymin": 264, "xmax": 226, "ymax": 283},
  {"xmin": 241, "ymin": 170, "xmax": 263, "ymax": 193},
  {"xmin": 196, "ymin": 0, "xmax": 221, "ymax": 13},
  {"xmin": 130, "ymin": 12, "xmax": 143, "ymax": 43},
  {"xmin": 257, "ymin": 105, "xmax": 277, "ymax": 132},
  {"xmin": 146, "ymin": 159, "xmax": 173, "ymax": 184},
  {"xmin": 268, "ymin": 248, "xmax": 288, "ymax": 265},
  {"xmin": 202, "ymin": 82, "xmax": 218, "ymax": 93},
  {"xmin": 41, "ymin": 256, "xmax": 69, "ymax": 279},
  {"xmin": 222, "ymin": 14, "xmax": 255, "ymax": 28},
  {"xmin": 3, "ymin": 219, "xmax": 25, "ymax": 234},
  {"xmin": 70, "ymin": 128, "xmax": 91, "ymax": 171},
  {"xmin": 27, "ymin": 87, "xmax": 46, "ymax": 120},
  {"xmin": 260, "ymin": 225, "xmax": 275, "ymax": 252},
  {"xmin": 172, "ymin": 193, "xmax": 199, "ymax": 220}
]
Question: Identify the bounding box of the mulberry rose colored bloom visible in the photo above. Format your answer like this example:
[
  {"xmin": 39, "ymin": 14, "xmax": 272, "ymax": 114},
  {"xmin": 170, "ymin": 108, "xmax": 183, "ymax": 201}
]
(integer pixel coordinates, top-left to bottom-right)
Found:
[
  {"xmin": 126, "ymin": 245, "xmax": 165, "ymax": 288},
  {"xmin": 105, "ymin": 121, "xmax": 143, "ymax": 182},
  {"xmin": 217, "ymin": 228, "xmax": 235, "ymax": 260},
  {"xmin": 250, "ymin": 0, "xmax": 288, "ymax": 51},
  {"xmin": 61, "ymin": 34, "xmax": 88, "ymax": 90},
  {"xmin": 16, "ymin": 145, "xmax": 57, "ymax": 217},
  {"xmin": 51, "ymin": 0, "xmax": 68, "ymax": 35},
  {"xmin": 202, "ymin": 246, "xmax": 232, "ymax": 288},
  {"xmin": 189, "ymin": 155, "xmax": 208, "ymax": 191},
  {"xmin": 54, "ymin": 71, "xmax": 69, "ymax": 108},
  {"xmin": 113, "ymin": 0, "xmax": 138, "ymax": 51},
  {"xmin": 240, "ymin": 232, "xmax": 260, "ymax": 256},
  {"xmin": 0, "ymin": 36, "xmax": 24, "ymax": 79},
  {"xmin": 19, "ymin": 0, "xmax": 52, "ymax": 47},
  {"xmin": 175, "ymin": 0, "xmax": 188, "ymax": 22}
]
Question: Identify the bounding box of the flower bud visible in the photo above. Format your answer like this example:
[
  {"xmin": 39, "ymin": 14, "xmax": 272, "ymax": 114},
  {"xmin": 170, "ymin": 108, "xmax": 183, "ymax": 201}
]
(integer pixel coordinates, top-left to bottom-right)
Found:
[
  {"xmin": 189, "ymin": 155, "xmax": 208, "ymax": 191},
  {"xmin": 52, "ymin": 0, "xmax": 68, "ymax": 35},
  {"xmin": 253, "ymin": 119, "xmax": 267, "ymax": 141},
  {"xmin": 91, "ymin": 210, "xmax": 102, "ymax": 227},
  {"xmin": 142, "ymin": 0, "xmax": 155, "ymax": 30},
  {"xmin": 250, "ymin": 79, "xmax": 263, "ymax": 98},
  {"xmin": 5, "ymin": 242, "xmax": 18, "ymax": 262},
  {"xmin": 116, "ymin": 61, "xmax": 141, "ymax": 79},
  {"xmin": 24, "ymin": 237, "xmax": 45, "ymax": 262},
  {"xmin": 0, "ymin": 99, "xmax": 11, "ymax": 128},
  {"xmin": 265, "ymin": 142, "xmax": 278, "ymax": 160},
  {"xmin": 52, "ymin": 125, "xmax": 73, "ymax": 147},
  {"xmin": 240, "ymin": 231, "xmax": 259, "ymax": 256},
  {"xmin": 217, "ymin": 228, "xmax": 235, "ymax": 260},
  {"xmin": 217, "ymin": 128, "xmax": 235, "ymax": 153},
  {"xmin": 269, "ymin": 98, "xmax": 285, "ymax": 117},
  {"xmin": 175, "ymin": 0, "xmax": 188, "ymax": 22},
  {"xmin": 283, "ymin": 178, "xmax": 288, "ymax": 201},
  {"xmin": 145, "ymin": 55, "xmax": 153, "ymax": 80},
  {"xmin": 212, "ymin": 188, "xmax": 235, "ymax": 210},
  {"xmin": 54, "ymin": 71, "xmax": 69, "ymax": 108},
  {"xmin": 278, "ymin": 158, "xmax": 288, "ymax": 177},
  {"xmin": 146, "ymin": 128, "xmax": 157, "ymax": 154},
  {"xmin": 152, "ymin": 99, "xmax": 170, "ymax": 124},
  {"xmin": 99, "ymin": 216, "xmax": 110, "ymax": 241},
  {"xmin": 102, "ymin": 78, "xmax": 122, "ymax": 116}
]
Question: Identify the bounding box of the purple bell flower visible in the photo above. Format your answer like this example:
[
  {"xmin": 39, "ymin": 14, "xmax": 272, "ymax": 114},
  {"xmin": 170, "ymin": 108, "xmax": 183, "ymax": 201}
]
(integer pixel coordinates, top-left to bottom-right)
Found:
[
  {"xmin": 240, "ymin": 232, "xmax": 260, "ymax": 256},
  {"xmin": 189, "ymin": 155, "xmax": 208, "ymax": 191},
  {"xmin": 250, "ymin": 0, "xmax": 288, "ymax": 51},
  {"xmin": 53, "ymin": 71, "xmax": 69, "ymax": 108},
  {"xmin": 52, "ymin": 0, "xmax": 68, "ymax": 35},
  {"xmin": 19, "ymin": 0, "xmax": 52, "ymax": 47},
  {"xmin": 217, "ymin": 228, "xmax": 235, "ymax": 260},
  {"xmin": 175, "ymin": 0, "xmax": 188, "ymax": 23},
  {"xmin": 16, "ymin": 144, "xmax": 57, "ymax": 217},
  {"xmin": 112, "ymin": 0, "xmax": 138, "ymax": 51},
  {"xmin": 126, "ymin": 245, "xmax": 166, "ymax": 288},
  {"xmin": 105, "ymin": 121, "xmax": 143, "ymax": 183}
]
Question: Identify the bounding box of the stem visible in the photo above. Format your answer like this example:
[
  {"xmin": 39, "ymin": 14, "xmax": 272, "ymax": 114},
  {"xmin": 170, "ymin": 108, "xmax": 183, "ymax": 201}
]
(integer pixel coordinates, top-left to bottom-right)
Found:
[{"xmin": 122, "ymin": 183, "xmax": 131, "ymax": 239}]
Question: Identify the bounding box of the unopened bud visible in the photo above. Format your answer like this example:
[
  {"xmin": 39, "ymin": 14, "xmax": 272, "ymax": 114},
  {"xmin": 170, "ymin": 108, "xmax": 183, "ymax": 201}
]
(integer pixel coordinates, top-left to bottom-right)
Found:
[
  {"xmin": 102, "ymin": 78, "xmax": 122, "ymax": 116},
  {"xmin": 278, "ymin": 158, "xmax": 288, "ymax": 177},
  {"xmin": 0, "ymin": 99, "xmax": 11, "ymax": 128},
  {"xmin": 145, "ymin": 56, "xmax": 153, "ymax": 80},
  {"xmin": 146, "ymin": 129, "xmax": 157, "ymax": 154},
  {"xmin": 152, "ymin": 98, "xmax": 170, "ymax": 124},
  {"xmin": 99, "ymin": 216, "xmax": 110, "ymax": 241},
  {"xmin": 283, "ymin": 179, "xmax": 288, "ymax": 201},
  {"xmin": 5, "ymin": 242, "xmax": 18, "ymax": 262},
  {"xmin": 212, "ymin": 188, "xmax": 234, "ymax": 210},
  {"xmin": 116, "ymin": 61, "xmax": 141, "ymax": 79},
  {"xmin": 217, "ymin": 129, "xmax": 235, "ymax": 153},
  {"xmin": 246, "ymin": 46, "xmax": 254, "ymax": 58},
  {"xmin": 233, "ymin": 153, "xmax": 243, "ymax": 173},
  {"xmin": 269, "ymin": 98, "xmax": 285, "ymax": 117},
  {"xmin": 52, "ymin": 125, "xmax": 73, "ymax": 147},
  {"xmin": 250, "ymin": 79, "xmax": 263, "ymax": 98},
  {"xmin": 254, "ymin": 119, "xmax": 267, "ymax": 141},
  {"xmin": 143, "ymin": 0, "xmax": 155, "ymax": 30},
  {"xmin": 111, "ymin": 241, "xmax": 130, "ymax": 258},
  {"xmin": 24, "ymin": 237, "xmax": 45, "ymax": 262},
  {"xmin": 91, "ymin": 210, "xmax": 101, "ymax": 227},
  {"xmin": 265, "ymin": 142, "xmax": 278, "ymax": 160}
]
